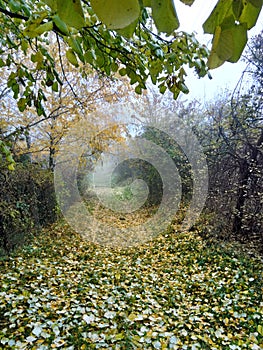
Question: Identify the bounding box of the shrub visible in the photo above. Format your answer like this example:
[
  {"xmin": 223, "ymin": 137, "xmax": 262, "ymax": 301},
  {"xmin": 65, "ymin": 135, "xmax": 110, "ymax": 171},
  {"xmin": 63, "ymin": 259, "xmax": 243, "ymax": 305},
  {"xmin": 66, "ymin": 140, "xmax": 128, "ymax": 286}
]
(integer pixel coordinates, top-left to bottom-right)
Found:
[{"xmin": 0, "ymin": 163, "xmax": 57, "ymax": 254}]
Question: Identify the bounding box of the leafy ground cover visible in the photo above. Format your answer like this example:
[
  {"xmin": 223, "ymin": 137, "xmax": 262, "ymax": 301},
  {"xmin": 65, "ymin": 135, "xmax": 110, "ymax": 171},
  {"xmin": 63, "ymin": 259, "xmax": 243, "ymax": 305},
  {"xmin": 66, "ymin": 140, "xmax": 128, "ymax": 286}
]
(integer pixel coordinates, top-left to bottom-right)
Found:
[{"xmin": 0, "ymin": 221, "xmax": 262, "ymax": 349}]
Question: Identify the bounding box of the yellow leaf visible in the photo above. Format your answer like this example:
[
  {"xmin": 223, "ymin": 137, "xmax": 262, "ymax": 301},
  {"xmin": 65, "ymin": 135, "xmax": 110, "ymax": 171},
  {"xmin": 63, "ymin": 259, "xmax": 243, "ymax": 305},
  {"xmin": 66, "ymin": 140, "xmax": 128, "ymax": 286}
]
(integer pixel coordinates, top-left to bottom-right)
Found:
[
  {"xmin": 128, "ymin": 313, "xmax": 137, "ymax": 321},
  {"xmin": 7, "ymin": 163, "xmax": 15, "ymax": 171},
  {"xmin": 258, "ymin": 324, "xmax": 263, "ymax": 336},
  {"xmin": 115, "ymin": 333, "xmax": 124, "ymax": 340}
]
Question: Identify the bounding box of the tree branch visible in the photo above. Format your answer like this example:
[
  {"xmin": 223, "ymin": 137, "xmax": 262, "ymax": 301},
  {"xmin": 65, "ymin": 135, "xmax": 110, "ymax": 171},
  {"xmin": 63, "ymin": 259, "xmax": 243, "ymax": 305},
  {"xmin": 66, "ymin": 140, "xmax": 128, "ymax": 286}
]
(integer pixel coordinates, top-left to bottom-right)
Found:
[{"xmin": 0, "ymin": 6, "xmax": 28, "ymax": 21}]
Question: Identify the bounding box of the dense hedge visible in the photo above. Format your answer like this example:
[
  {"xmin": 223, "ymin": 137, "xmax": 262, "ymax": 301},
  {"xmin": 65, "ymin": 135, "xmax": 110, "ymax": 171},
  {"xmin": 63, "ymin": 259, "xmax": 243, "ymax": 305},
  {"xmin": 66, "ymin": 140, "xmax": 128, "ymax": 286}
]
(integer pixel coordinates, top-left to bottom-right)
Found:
[{"xmin": 0, "ymin": 164, "xmax": 57, "ymax": 254}]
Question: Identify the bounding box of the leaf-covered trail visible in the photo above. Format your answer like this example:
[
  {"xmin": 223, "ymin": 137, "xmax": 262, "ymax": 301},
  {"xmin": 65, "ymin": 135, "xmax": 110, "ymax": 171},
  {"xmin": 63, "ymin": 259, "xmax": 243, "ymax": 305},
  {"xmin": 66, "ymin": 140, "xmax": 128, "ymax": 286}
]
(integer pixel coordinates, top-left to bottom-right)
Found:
[{"xmin": 0, "ymin": 223, "xmax": 262, "ymax": 349}]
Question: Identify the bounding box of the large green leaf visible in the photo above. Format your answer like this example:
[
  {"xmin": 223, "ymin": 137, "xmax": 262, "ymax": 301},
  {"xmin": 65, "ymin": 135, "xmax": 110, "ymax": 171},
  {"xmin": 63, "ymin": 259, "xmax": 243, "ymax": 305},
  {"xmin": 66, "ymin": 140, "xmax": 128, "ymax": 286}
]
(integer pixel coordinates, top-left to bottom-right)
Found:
[
  {"xmin": 90, "ymin": 0, "xmax": 140, "ymax": 29},
  {"xmin": 116, "ymin": 19, "xmax": 138, "ymax": 38},
  {"xmin": 52, "ymin": 14, "xmax": 70, "ymax": 35},
  {"xmin": 204, "ymin": 0, "xmax": 262, "ymax": 68},
  {"xmin": 232, "ymin": 0, "xmax": 244, "ymax": 19},
  {"xmin": 208, "ymin": 26, "xmax": 226, "ymax": 69},
  {"xmin": 204, "ymin": 0, "xmax": 262, "ymax": 33},
  {"xmin": 35, "ymin": 21, "xmax": 53, "ymax": 35},
  {"xmin": 219, "ymin": 24, "xmax": 247, "ymax": 62},
  {"xmin": 203, "ymin": 0, "xmax": 233, "ymax": 34},
  {"xmin": 239, "ymin": 1, "xmax": 262, "ymax": 29},
  {"xmin": 142, "ymin": 0, "xmax": 151, "ymax": 6},
  {"xmin": 43, "ymin": 0, "xmax": 57, "ymax": 10},
  {"xmin": 248, "ymin": 0, "xmax": 263, "ymax": 7},
  {"xmin": 57, "ymin": 0, "xmax": 85, "ymax": 29},
  {"xmin": 66, "ymin": 49, "xmax": 79, "ymax": 67},
  {"xmin": 208, "ymin": 23, "xmax": 247, "ymax": 68},
  {"xmin": 151, "ymin": 0, "xmax": 179, "ymax": 34}
]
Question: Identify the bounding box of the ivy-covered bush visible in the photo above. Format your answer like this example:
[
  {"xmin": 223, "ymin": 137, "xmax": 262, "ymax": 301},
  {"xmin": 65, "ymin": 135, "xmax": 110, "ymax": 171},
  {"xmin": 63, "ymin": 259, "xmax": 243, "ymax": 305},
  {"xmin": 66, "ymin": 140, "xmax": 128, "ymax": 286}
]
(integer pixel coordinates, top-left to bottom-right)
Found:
[{"xmin": 0, "ymin": 164, "xmax": 57, "ymax": 255}]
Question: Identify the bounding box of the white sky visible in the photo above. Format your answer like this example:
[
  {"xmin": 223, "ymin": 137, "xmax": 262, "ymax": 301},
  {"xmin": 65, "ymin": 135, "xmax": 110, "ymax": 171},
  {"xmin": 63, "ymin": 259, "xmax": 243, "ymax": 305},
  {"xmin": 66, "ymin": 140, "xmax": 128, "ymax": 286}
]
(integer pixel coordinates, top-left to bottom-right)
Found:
[{"xmin": 174, "ymin": 0, "xmax": 263, "ymax": 101}]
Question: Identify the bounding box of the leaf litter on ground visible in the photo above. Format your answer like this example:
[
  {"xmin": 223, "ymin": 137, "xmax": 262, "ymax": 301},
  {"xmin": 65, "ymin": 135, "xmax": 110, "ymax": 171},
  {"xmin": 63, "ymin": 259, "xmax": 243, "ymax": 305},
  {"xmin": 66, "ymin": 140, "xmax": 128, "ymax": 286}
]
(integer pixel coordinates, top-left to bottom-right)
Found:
[{"xmin": 0, "ymin": 218, "xmax": 262, "ymax": 349}]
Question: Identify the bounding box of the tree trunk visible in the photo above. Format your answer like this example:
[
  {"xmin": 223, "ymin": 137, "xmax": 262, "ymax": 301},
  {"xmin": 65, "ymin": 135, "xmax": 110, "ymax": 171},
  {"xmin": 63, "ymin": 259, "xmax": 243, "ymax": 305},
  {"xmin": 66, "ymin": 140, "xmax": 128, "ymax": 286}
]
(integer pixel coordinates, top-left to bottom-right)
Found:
[{"xmin": 232, "ymin": 159, "xmax": 249, "ymax": 236}]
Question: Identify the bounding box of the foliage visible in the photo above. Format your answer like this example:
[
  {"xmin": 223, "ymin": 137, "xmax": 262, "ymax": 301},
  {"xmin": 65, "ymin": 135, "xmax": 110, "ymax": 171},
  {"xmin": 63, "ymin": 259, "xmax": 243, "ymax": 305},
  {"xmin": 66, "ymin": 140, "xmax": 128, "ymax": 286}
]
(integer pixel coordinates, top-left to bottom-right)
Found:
[
  {"xmin": 0, "ymin": 140, "xmax": 15, "ymax": 170},
  {"xmin": 0, "ymin": 163, "xmax": 57, "ymax": 254},
  {"xmin": 0, "ymin": 0, "xmax": 208, "ymax": 118},
  {"xmin": 0, "ymin": 0, "xmax": 262, "ymax": 117},
  {"xmin": 0, "ymin": 0, "xmax": 262, "ymax": 166},
  {"xmin": 0, "ymin": 222, "xmax": 262, "ymax": 349},
  {"xmin": 114, "ymin": 157, "xmax": 164, "ymax": 206},
  {"xmin": 204, "ymin": 0, "xmax": 263, "ymax": 68},
  {"xmin": 138, "ymin": 126, "xmax": 193, "ymax": 205},
  {"xmin": 0, "ymin": 42, "xmax": 126, "ymax": 170}
]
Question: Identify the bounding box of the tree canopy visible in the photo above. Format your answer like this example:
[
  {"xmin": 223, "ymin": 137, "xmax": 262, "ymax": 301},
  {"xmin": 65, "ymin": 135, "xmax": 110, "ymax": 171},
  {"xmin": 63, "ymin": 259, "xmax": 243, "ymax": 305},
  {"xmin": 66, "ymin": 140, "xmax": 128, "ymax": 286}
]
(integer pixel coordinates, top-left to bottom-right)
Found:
[
  {"xmin": 0, "ymin": 0, "xmax": 262, "ymax": 168},
  {"xmin": 0, "ymin": 0, "xmax": 262, "ymax": 108}
]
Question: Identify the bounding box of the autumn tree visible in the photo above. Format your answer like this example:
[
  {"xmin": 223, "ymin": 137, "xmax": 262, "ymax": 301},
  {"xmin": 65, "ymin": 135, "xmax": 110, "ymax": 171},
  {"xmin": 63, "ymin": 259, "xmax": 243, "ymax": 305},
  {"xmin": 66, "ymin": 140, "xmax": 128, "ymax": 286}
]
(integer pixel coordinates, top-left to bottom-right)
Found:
[{"xmin": 0, "ymin": 41, "xmax": 128, "ymax": 170}]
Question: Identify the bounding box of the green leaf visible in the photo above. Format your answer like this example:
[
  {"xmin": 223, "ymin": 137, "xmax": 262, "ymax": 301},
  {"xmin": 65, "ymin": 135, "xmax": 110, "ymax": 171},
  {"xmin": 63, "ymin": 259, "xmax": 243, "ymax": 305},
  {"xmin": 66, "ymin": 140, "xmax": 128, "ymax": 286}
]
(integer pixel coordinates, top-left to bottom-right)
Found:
[
  {"xmin": 22, "ymin": 12, "xmax": 49, "ymax": 38},
  {"xmin": 43, "ymin": 0, "xmax": 57, "ymax": 10},
  {"xmin": 232, "ymin": 0, "xmax": 244, "ymax": 19},
  {"xmin": 52, "ymin": 81, "xmax": 59, "ymax": 92},
  {"xmin": 207, "ymin": 26, "xmax": 225, "ymax": 69},
  {"xmin": 119, "ymin": 68, "xmax": 127, "ymax": 76},
  {"xmin": 143, "ymin": 0, "xmax": 151, "ymax": 6},
  {"xmin": 37, "ymin": 104, "xmax": 45, "ymax": 116},
  {"xmin": 21, "ymin": 4, "xmax": 31, "ymax": 17},
  {"xmin": 84, "ymin": 50, "xmax": 96, "ymax": 64},
  {"xmin": 68, "ymin": 36, "xmax": 84, "ymax": 59},
  {"xmin": 31, "ymin": 51, "xmax": 44, "ymax": 64},
  {"xmin": 116, "ymin": 19, "xmax": 138, "ymax": 38},
  {"xmin": 57, "ymin": 0, "xmax": 85, "ymax": 29},
  {"xmin": 115, "ymin": 333, "xmax": 125, "ymax": 340},
  {"xmin": 111, "ymin": 62, "xmax": 118, "ymax": 72},
  {"xmin": 21, "ymin": 39, "xmax": 28, "ymax": 53},
  {"xmin": 178, "ymin": 82, "xmax": 189, "ymax": 94},
  {"xmin": 224, "ymin": 24, "xmax": 247, "ymax": 62},
  {"xmin": 90, "ymin": 0, "xmax": 140, "ymax": 29},
  {"xmin": 239, "ymin": 1, "xmax": 262, "ymax": 29},
  {"xmin": 248, "ymin": 0, "xmax": 263, "ymax": 7},
  {"xmin": 149, "ymin": 60, "xmax": 163, "ymax": 84},
  {"xmin": 11, "ymin": 82, "xmax": 19, "ymax": 99},
  {"xmin": 35, "ymin": 21, "xmax": 53, "ymax": 35},
  {"xmin": 66, "ymin": 49, "xmax": 79, "ymax": 67},
  {"xmin": 96, "ymin": 51, "xmax": 105, "ymax": 67},
  {"xmin": 208, "ymin": 23, "xmax": 247, "ymax": 68},
  {"xmin": 17, "ymin": 98, "xmax": 27, "ymax": 112},
  {"xmin": 135, "ymin": 85, "xmax": 142, "ymax": 94},
  {"xmin": 52, "ymin": 14, "xmax": 70, "ymax": 35},
  {"xmin": 203, "ymin": 0, "xmax": 233, "ymax": 34},
  {"xmin": 151, "ymin": 0, "xmax": 179, "ymax": 35},
  {"xmin": 159, "ymin": 84, "xmax": 167, "ymax": 94},
  {"xmin": 9, "ymin": 0, "xmax": 22, "ymax": 12}
]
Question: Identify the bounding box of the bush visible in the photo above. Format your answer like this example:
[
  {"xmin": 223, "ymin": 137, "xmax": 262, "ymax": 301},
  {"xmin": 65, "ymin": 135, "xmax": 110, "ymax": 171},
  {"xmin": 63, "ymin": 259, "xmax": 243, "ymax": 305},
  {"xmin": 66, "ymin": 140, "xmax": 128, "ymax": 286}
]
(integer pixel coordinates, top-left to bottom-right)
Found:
[{"xmin": 0, "ymin": 163, "xmax": 57, "ymax": 254}]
